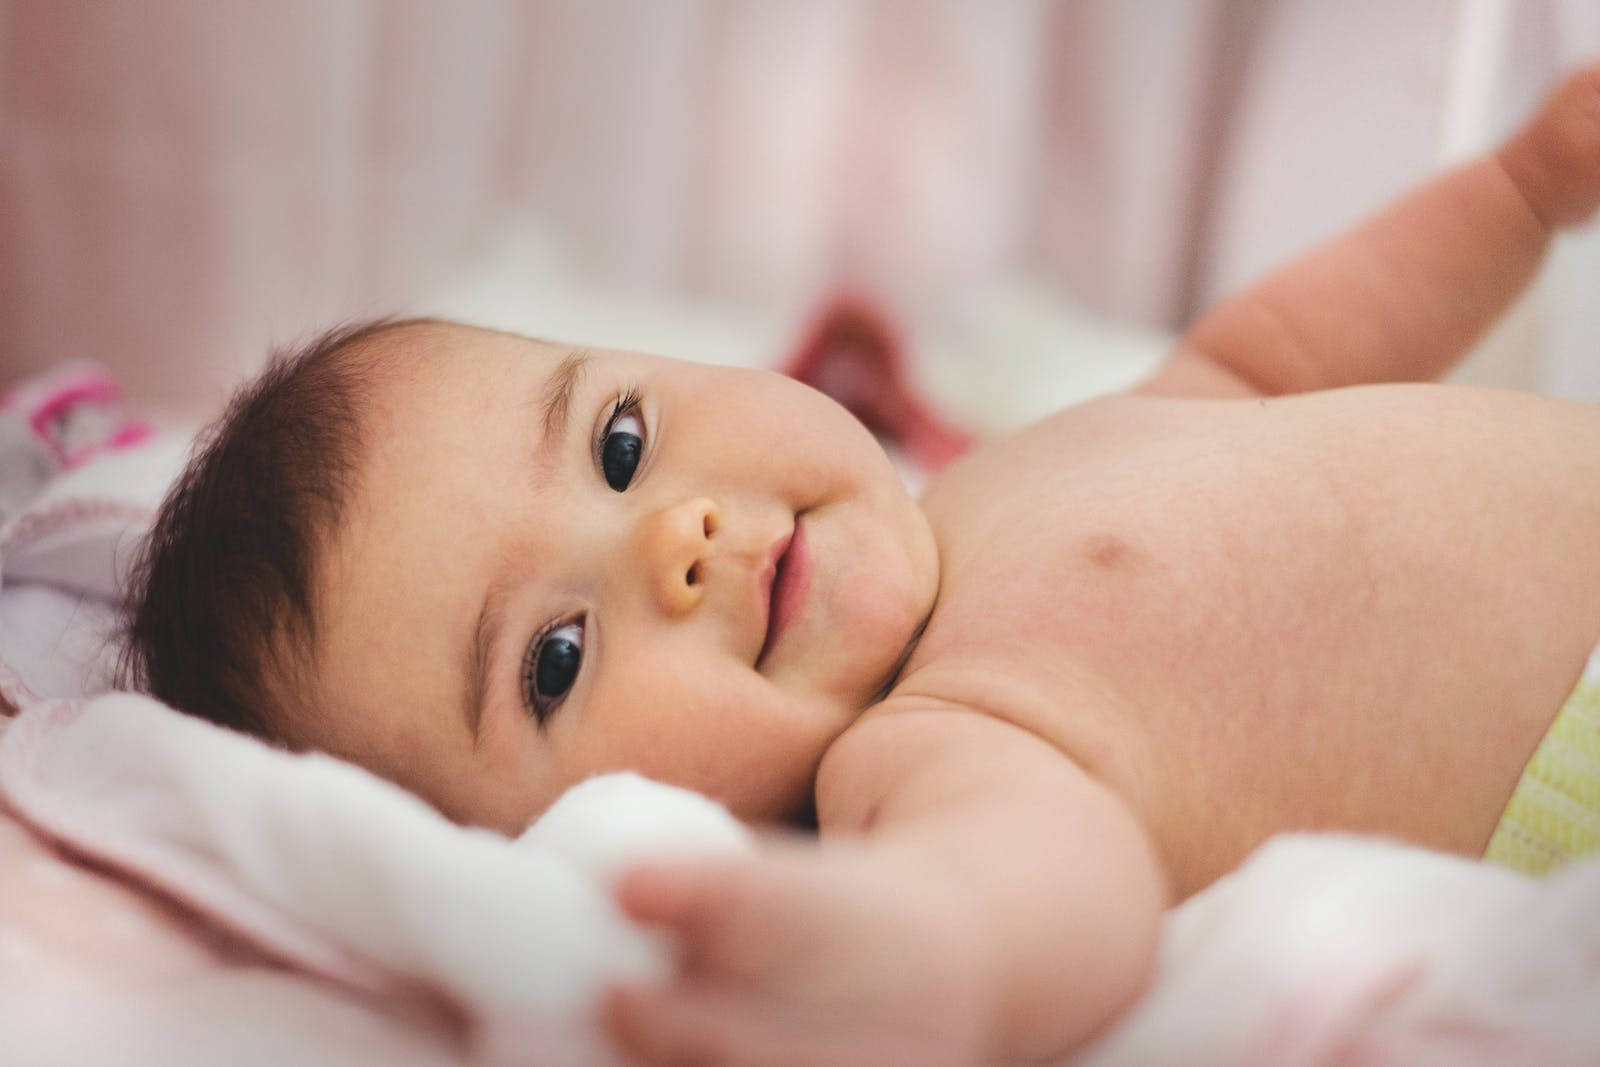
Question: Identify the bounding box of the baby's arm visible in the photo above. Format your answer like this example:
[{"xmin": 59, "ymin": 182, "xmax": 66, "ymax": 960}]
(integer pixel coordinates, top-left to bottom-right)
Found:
[
  {"xmin": 819, "ymin": 708, "xmax": 1168, "ymax": 1059},
  {"xmin": 1145, "ymin": 63, "xmax": 1600, "ymax": 397},
  {"xmin": 608, "ymin": 707, "xmax": 1166, "ymax": 1064}
]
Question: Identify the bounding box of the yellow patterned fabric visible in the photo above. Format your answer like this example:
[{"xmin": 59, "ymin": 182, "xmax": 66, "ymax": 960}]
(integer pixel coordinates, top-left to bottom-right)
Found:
[{"xmin": 1484, "ymin": 653, "xmax": 1600, "ymax": 877}]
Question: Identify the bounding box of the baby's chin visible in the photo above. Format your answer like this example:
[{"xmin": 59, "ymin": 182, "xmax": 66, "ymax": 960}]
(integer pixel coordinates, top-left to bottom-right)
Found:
[{"xmin": 780, "ymin": 536, "xmax": 927, "ymax": 708}]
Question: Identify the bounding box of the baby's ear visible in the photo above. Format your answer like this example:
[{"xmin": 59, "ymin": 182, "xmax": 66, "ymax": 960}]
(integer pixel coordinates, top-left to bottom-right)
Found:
[
  {"xmin": 516, "ymin": 772, "xmax": 753, "ymax": 884},
  {"xmin": 1499, "ymin": 63, "xmax": 1600, "ymax": 230}
]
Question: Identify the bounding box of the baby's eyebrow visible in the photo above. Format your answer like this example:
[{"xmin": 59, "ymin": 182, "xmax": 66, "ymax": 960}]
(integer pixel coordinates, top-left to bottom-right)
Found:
[
  {"xmin": 539, "ymin": 349, "xmax": 591, "ymax": 450},
  {"xmin": 465, "ymin": 589, "xmax": 504, "ymax": 744},
  {"xmin": 464, "ymin": 348, "xmax": 591, "ymax": 742}
]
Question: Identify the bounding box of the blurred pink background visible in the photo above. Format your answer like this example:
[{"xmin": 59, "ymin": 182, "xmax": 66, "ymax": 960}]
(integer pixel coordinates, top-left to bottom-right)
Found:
[{"xmin": 3, "ymin": 0, "xmax": 1598, "ymax": 425}]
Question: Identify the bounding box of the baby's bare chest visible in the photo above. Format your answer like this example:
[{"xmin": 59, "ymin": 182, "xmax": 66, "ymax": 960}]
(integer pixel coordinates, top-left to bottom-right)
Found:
[{"xmin": 904, "ymin": 387, "xmax": 1600, "ymax": 894}]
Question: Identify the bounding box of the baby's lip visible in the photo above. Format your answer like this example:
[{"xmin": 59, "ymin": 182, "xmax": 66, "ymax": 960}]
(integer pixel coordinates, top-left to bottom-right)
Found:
[{"xmin": 755, "ymin": 525, "xmax": 795, "ymax": 669}]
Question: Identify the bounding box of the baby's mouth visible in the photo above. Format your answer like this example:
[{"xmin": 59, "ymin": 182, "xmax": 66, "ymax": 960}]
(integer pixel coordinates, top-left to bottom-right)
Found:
[{"xmin": 756, "ymin": 517, "xmax": 811, "ymax": 669}]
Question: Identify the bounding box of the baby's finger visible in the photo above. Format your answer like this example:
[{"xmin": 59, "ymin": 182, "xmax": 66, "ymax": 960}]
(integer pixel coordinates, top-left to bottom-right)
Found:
[
  {"xmin": 614, "ymin": 857, "xmax": 832, "ymax": 980},
  {"xmin": 615, "ymin": 860, "xmax": 775, "ymax": 976},
  {"xmin": 612, "ymin": 861, "xmax": 715, "ymax": 928}
]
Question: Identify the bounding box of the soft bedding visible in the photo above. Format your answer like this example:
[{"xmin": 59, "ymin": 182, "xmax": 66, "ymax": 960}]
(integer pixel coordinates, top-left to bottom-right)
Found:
[{"xmin": 3, "ymin": 426, "xmax": 1598, "ymax": 1065}]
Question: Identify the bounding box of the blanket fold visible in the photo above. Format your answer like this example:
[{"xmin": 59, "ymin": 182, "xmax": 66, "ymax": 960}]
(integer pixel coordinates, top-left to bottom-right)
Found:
[{"xmin": 0, "ymin": 693, "xmax": 752, "ymax": 1063}]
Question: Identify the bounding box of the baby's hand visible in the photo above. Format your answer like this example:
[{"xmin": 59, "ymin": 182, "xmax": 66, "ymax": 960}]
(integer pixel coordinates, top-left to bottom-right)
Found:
[
  {"xmin": 1500, "ymin": 63, "xmax": 1600, "ymax": 229},
  {"xmin": 605, "ymin": 842, "xmax": 995, "ymax": 1066}
]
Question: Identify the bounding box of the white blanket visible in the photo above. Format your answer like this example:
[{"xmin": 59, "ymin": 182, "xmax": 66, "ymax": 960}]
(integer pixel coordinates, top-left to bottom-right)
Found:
[
  {"xmin": 5, "ymin": 692, "xmax": 1599, "ymax": 1065},
  {"xmin": 0, "ymin": 696, "xmax": 748, "ymax": 1065}
]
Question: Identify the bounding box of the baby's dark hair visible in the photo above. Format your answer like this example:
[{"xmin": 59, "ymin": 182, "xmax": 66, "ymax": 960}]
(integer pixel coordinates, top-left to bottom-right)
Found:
[{"xmin": 120, "ymin": 317, "xmax": 432, "ymax": 740}]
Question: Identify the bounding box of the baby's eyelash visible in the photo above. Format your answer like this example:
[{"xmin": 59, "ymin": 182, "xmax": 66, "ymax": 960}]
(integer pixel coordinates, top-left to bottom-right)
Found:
[
  {"xmin": 595, "ymin": 385, "xmax": 647, "ymax": 493},
  {"xmin": 519, "ymin": 621, "xmax": 553, "ymax": 723},
  {"xmin": 604, "ymin": 386, "xmax": 643, "ymax": 434},
  {"xmin": 521, "ymin": 615, "xmax": 584, "ymax": 725}
]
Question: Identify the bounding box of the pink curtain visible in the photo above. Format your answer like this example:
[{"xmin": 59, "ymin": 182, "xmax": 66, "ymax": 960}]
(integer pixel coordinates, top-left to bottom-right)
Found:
[{"xmin": 3, "ymin": 1, "xmax": 1595, "ymax": 418}]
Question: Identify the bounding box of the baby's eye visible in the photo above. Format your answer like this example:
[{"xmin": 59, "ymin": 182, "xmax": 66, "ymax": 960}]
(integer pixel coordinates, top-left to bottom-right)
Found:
[
  {"xmin": 600, "ymin": 393, "xmax": 645, "ymax": 491},
  {"xmin": 523, "ymin": 619, "xmax": 584, "ymax": 722}
]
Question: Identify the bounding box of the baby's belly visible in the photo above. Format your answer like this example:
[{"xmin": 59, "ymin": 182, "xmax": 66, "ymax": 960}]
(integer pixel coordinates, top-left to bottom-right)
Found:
[{"xmin": 910, "ymin": 385, "xmax": 1600, "ymax": 897}]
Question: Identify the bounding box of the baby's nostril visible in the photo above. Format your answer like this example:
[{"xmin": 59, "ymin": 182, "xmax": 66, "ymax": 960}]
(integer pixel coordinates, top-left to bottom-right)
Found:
[
  {"xmin": 702, "ymin": 511, "xmax": 717, "ymax": 538},
  {"xmin": 685, "ymin": 563, "xmax": 700, "ymax": 586}
]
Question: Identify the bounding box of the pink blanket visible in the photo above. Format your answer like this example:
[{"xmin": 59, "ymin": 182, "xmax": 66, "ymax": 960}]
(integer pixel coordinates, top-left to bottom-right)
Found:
[{"xmin": 0, "ymin": 696, "xmax": 748, "ymax": 1065}]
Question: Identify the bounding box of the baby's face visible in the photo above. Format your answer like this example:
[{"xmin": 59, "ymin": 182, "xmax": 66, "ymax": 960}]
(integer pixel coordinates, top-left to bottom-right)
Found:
[{"xmin": 304, "ymin": 323, "xmax": 938, "ymax": 834}]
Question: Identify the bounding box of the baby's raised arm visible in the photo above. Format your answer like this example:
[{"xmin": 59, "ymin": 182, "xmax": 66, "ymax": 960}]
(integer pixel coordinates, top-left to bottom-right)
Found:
[{"xmin": 1146, "ymin": 63, "xmax": 1600, "ymax": 398}]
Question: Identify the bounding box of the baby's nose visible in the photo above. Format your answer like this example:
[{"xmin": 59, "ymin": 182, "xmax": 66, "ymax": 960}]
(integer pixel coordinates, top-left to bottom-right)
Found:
[{"xmin": 638, "ymin": 497, "xmax": 720, "ymax": 617}]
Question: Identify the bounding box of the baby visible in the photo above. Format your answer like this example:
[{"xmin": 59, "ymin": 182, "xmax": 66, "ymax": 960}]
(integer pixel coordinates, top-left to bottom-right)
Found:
[{"xmin": 126, "ymin": 67, "xmax": 1600, "ymax": 1063}]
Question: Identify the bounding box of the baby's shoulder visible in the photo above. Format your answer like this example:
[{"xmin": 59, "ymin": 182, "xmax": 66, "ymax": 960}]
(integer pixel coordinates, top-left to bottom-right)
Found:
[
  {"xmin": 917, "ymin": 392, "xmax": 1214, "ymax": 538},
  {"xmin": 814, "ymin": 685, "xmax": 1098, "ymax": 836}
]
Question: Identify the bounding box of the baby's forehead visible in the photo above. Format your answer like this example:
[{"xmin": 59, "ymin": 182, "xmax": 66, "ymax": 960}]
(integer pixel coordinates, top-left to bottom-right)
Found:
[
  {"xmin": 365, "ymin": 320, "xmax": 561, "ymax": 376},
  {"xmin": 304, "ymin": 328, "xmax": 542, "ymax": 751},
  {"xmin": 344, "ymin": 324, "xmax": 567, "ymax": 429}
]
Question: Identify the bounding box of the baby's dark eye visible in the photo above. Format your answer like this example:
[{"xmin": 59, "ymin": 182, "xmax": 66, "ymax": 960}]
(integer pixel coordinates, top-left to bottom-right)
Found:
[
  {"xmin": 601, "ymin": 406, "xmax": 645, "ymax": 491},
  {"xmin": 523, "ymin": 619, "xmax": 584, "ymax": 721}
]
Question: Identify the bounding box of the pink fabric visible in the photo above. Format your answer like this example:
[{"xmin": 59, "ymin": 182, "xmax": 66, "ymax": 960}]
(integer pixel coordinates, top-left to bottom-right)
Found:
[
  {"xmin": 0, "ymin": 692, "xmax": 675, "ymax": 1064},
  {"xmin": 9, "ymin": 2, "xmax": 1600, "ymax": 421},
  {"xmin": 0, "ymin": 700, "xmax": 408, "ymax": 997},
  {"xmin": 0, "ymin": 496, "xmax": 154, "ymax": 711},
  {"xmin": 781, "ymin": 294, "xmax": 974, "ymax": 472},
  {"xmin": 0, "ymin": 805, "xmax": 465, "ymax": 1067},
  {"xmin": 0, "ymin": 361, "xmax": 153, "ymax": 468},
  {"xmin": 10, "ymin": 694, "xmax": 1600, "ymax": 1065},
  {"xmin": 1075, "ymin": 836, "xmax": 1600, "ymax": 1066}
]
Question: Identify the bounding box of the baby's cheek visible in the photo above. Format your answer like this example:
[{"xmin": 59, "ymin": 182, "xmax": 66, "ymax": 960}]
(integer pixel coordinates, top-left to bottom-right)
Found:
[
  {"xmin": 395, "ymin": 720, "xmax": 436, "ymax": 766},
  {"xmin": 335, "ymin": 716, "xmax": 441, "ymax": 802},
  {"xmin": 831, "ymin": 532, "xmax": 927, "ymax": 681},
  {"xmin": 661, "ymin": 685, "xmax": 824, "ymax": 819}
]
